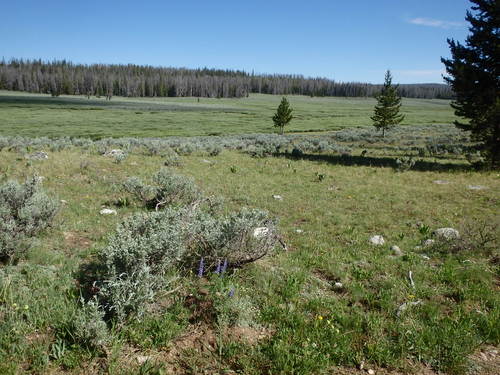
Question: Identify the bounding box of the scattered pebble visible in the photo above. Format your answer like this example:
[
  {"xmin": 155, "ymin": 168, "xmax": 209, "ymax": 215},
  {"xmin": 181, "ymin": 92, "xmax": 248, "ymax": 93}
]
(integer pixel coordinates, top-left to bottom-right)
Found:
[
  {"xmin": 60, "ymin": 200, "xmax": 68, "ymax": 204},
  {"xmin": 433, "ymin": 180, "xmax": 450, "ymax": 184},
  {"xmin": 104, "ymin": 149, "xmax": 124, "ymax": 157},
  {"xmin": 334, "ymin": 282, "xmax": 343, "ymax": 288},
  {"xmin": 434, "ymin": 227, "xmax": 460, "ymax": 240},
  {"xmin": 421, "ymin": 254, "xmax": 430, "ymax": 260},
  {"xmin": 136, "ymin": 355, "xmax": 152, "ymax": 365},
  {"xmin": 467, "ymin": 185, "xmax": 487, "ymax": 190},
  {"xmin": 390, "ymin": 245, "xmax": 403, "ymax": 256},
  {"xmin": 369, "ymin": 235, "xmax": 385, "ymax": 246},
  {"xmin": 272, "ymin": 194, "xmax": 283, "ymax": 200},
  {"xmin": 295, "ymin": 229, "xmax": 303, "ymax": 233},
  {"xmin": 397, "ymin": 300, "xmax": 423, "ymax": 317},
  {"xmin": 367, "ymin": 370, "xmax": 375, "ymax": 375},
  {"xmin": 100, "ymin": 208, "xmax": 117, "ymax": 215}
]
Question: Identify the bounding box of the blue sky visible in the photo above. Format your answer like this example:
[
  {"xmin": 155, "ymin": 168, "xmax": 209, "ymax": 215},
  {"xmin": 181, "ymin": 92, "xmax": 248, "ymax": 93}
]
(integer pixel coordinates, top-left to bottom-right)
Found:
[{"xmin": 0, "ymin": 0, "xmax": 471, "ymax": 83}]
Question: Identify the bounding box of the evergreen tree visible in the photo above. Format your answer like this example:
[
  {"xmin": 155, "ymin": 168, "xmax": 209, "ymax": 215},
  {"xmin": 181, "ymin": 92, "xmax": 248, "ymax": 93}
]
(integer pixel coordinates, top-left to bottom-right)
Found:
[
  {"xmin": 272, "ymin": 97, "xmax": 293, "ymax": 135},
  {"xmin": 441, "ymin": 0, "xmax": 499, "ymax": 167},
  {"xmin": 371, "ymin": 70, "xmax": 405, "ymax": 137}
]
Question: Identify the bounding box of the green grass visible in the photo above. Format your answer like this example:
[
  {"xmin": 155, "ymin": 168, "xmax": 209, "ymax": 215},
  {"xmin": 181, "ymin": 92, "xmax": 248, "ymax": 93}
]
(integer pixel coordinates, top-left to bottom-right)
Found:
[
  {"xmin": 0, "ymin": 90, "xmax": 458, "ymax": 138},
  {"xmin": 0, "ymin": 130, "xmax": 498, "ymax": 374}
]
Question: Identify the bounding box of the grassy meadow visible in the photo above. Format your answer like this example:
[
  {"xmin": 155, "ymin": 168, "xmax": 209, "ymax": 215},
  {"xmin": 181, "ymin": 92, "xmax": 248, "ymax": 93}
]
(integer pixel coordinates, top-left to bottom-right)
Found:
[
  {"xmin": 0, "ymin": 92, "xmax": 498, "ymax": 375},
  {"xmin": 0, "ymin": 90, "xmax": 457, "ymax": 138}
]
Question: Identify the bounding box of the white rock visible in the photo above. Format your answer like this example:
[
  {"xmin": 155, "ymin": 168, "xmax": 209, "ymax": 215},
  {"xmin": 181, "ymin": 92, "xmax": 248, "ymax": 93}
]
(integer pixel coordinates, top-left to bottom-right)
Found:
[
  {"xmin": 422, "ymin": 239, "xmax": 435, "ymax": 247},
  {"xmin": 433, "ymin": 180, "xmax": 450, "ymax": 185},
  {"xmin": 105, "ymin": 149, "xmax": 124, "ymax": 157},
  {"xmin": 367, "ymin": 370, "xmax": 375, "ymax": 375},
  {"xmin": 253, "ymin": 227, "xmax": 269, "ymax": 238},
  {"xmin": 136, "ymin": 355, "xmax": 152, "ymax": 364},
  {"xmin": 467, "ymin": 185, "xmax": 487, "ymax": 190},
  {"xmin": 421, "ymin": 254, "xmax": 430, "ymax": 260},
  {"xmin": 272, "ymin": 194, "xmax": 283, "ymax": 200},
  {"xmin": 391, "ymin": 245, "xmax": 403, "ymax": 256},
  {"xmin": 100, "ymin": 208, "xmax": 117, "ymax": 215},
  {"xmin": 369, "ymin": 235, "xmax": 385, "ymax": 246},
  {"xmin": 334, "ymin": 282, "xmax": 343, "ymax": 288},
  {"xmin": 397, "ymin": 300, "xmax": 422, "ymax": 317},
  {"xmin": 434, "ymin": 227, "xmax": 460, "ymax": 241},
  {"xmin": 295, "ymin": 229, "xmax": 303, "ymax": 233},
  {"xmin": 60, "ymin": 200, "xmax": 68, "ymax": 204}
]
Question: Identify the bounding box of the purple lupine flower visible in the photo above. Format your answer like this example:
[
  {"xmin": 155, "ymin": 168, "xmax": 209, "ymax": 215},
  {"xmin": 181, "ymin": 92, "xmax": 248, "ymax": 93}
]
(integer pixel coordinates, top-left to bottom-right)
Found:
[
  {"xmin": 221, "ymin": 258, "xmax": 228, "ymax": 274},
  {"xmin": 228, "ymin": 287, "xmax": 235, "ymax": 298},
  {"xmin": 197, "ymin": 257, "xmax": 204, "ymax": 278},
  {"xmin": 214, "ymin": 260, "xmax": 221, "ymax": 274}
]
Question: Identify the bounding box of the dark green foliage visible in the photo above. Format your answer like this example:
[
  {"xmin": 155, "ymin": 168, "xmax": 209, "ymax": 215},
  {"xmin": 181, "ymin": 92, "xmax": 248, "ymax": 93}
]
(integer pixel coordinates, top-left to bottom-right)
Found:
[
  {"xmin": 272, "ymin": 97, "xmax": 293, "ymax": 135},
  {"xmin": 0, "ymin": 58, "xmax": 454, "ymax": 99},
  {"xmin": 371, "ymin": 70, "xmax": 405, "ymax": 137},
  {"xmin": 441, "ymin": 0, "xmax": 500, "ymax": 167}
]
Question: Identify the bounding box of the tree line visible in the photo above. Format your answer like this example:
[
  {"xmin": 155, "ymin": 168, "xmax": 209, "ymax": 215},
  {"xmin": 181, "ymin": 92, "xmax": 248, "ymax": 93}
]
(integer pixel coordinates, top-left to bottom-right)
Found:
[{"xmin": 0, "ymin": 58, "xmax": 453, "ymax": 99}]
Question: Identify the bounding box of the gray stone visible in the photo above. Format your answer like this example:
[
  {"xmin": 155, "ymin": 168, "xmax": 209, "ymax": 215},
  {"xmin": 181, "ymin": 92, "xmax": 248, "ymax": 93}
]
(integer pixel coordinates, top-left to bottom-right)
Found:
[
  {"xmin": 434, "ymin": 227, "xmax": 460, "ymax": 241},
  {"xmin": 369, "ymin": 235, "xmax": 385, "ymax": 246},
  {"xmin": 391, "ymin": 245, "xmax": 403, "ymax": 256},
  {"xmin": 467, "ymin": 185, "xmax": 487, "ymax": 190},
  {"xmin": 100, "ymin": 208, "xmax": 117, "ymax": 215}
]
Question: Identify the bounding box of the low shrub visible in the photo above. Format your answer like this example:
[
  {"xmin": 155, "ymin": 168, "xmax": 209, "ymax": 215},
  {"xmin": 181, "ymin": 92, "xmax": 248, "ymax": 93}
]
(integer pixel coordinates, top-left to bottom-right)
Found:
[
  {"xmin": 0, "ymin": 176, "xmax": 59, "ymax": 262},
  {"xmin": 94, "ymin": 206, "xmax": 277, "ymax": 320},
  {"xmin": 123, "ymin": 168, "xmax": 200, "ymax": 210}
]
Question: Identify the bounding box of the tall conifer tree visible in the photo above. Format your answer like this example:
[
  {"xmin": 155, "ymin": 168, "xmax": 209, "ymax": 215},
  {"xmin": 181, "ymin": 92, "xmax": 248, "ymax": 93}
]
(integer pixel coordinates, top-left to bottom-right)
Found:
[
  {"xmin": 371, "ymin": 70, "xmax": 404, "ymax": 137},
  {"xmin": 273, "ymin": 97, "xmax": 293, "ymax": 135},
  {"xmin": 441, "ymin": 0, "xmax": 499, "ymax": 167}
]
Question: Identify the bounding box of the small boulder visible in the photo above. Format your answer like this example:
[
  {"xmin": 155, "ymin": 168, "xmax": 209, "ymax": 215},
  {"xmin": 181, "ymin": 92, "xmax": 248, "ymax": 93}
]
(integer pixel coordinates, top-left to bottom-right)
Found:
[
  {"xmin": 333, "ymin": 282, "xmax": 343, "ymax": 289},
  {"xmin": 391, "ymin": 245, "xmax": 403, "ymax": 256},
  {"xmin": 369, "ymin": 235, "xmax": 385, "ymax": 246},
  {"xmin": 434, "ymin": 228, "xmax": 460, "ymax": 241},
  {"xmin": 100, "ymin": 208, "xmax": 117, "ymax": 215},
  {"xmin": 272, "ymin": 194, "xmax": 283, "ymax": 200},
  {"xmin": 295, "ymin": 229, "xmax": 303, "ymax": 234}
]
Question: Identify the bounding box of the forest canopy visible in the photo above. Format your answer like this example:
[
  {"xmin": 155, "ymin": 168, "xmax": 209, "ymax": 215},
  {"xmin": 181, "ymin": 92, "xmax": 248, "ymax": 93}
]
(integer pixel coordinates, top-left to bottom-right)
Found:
[{"xmin": 0, "ymin": 58, "xmax": 453, "ymax": 99}]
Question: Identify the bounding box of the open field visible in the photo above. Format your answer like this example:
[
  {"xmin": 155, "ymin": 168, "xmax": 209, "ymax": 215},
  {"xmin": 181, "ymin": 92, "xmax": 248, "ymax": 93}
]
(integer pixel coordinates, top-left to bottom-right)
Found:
[
  {"xmin": 0, "ymin": 125, "xmax": 498, "ymax": 374},
  {"xmin": 0, "ymin": 91, "xmax": 458, "ymax": 138}
]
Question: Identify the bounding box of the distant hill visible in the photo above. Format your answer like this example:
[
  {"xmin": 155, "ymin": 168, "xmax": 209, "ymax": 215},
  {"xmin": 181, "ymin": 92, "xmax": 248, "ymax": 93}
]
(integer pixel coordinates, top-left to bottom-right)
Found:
[{"xmin": 0, "ymin": 58, "xmax": 453, "ymax": 99}]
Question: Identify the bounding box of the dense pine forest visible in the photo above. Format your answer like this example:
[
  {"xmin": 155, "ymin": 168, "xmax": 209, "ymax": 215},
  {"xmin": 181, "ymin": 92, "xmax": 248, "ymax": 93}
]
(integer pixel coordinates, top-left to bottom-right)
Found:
[{"xmin": 0, "ymin": 59, "xmax": 453, "ymax": 99}]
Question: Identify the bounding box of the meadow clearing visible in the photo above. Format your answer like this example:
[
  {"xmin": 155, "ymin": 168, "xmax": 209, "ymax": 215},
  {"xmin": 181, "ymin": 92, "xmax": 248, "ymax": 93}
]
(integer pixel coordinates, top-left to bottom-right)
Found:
[
  {"xmin": 0, "ymin": 92, "xmax": 498, "ymax": 375},
  {"xmin": 0, "ymin": 91, "xmax": 456, "ymax": 138}
]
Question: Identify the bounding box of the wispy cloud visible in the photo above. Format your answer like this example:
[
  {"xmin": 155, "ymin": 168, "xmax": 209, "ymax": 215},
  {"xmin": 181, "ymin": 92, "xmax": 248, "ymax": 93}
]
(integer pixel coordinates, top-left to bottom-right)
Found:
[{"xmin": 408, "ymin": 17, "xmax": 465, "ymax": 29}]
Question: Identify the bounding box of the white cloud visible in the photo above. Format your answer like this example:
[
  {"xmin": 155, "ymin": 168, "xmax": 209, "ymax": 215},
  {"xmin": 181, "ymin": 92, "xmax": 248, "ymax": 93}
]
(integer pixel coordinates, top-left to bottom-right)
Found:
[{"xmin": 409, "ymin": 17, "xmax": 464, "ymax": 29}]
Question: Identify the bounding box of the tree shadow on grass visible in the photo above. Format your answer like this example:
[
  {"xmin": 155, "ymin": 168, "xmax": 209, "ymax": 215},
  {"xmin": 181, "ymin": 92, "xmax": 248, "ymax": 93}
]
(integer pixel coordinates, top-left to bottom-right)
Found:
[{"xmin": 279, "ymin": 153, "xmax": 472, "ymax": 172}]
